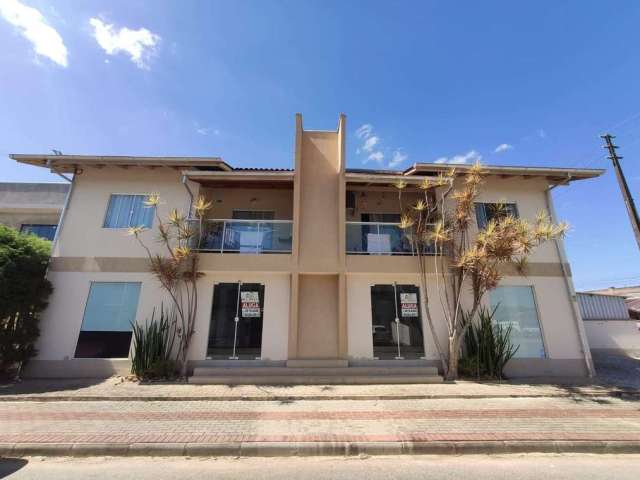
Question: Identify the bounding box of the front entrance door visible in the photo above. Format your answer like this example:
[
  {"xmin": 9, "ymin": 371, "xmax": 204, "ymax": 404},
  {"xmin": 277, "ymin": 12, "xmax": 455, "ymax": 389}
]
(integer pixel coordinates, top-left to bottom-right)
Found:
[
  {"xmin": 370, "ymin": 284, "xmax": 425, "ymax": 359},
  {"xmin": 208, "ymin": 282, "xmax": 265, "ymax": 359}
]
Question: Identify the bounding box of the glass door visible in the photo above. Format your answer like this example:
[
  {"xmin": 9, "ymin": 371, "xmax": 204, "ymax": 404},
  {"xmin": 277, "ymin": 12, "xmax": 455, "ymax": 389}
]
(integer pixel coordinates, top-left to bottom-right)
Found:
[
  {"xmin": 370, "ymin": 284, "xmax": 425, "ymax": 359},
  {"xmin": 207, "ymin": 282, "xmax": 264, "ymax": 359}
]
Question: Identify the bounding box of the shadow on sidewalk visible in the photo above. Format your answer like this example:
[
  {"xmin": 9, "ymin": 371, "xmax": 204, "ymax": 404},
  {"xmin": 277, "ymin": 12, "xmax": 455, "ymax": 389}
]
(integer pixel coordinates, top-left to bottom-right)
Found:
[
  {"xmin": 0, "ymin": 377, "xmax": 106, "ymax": 396},
  {"xmin": 0, "ymin": 458, "xmax": 28, "ymax": 479}
]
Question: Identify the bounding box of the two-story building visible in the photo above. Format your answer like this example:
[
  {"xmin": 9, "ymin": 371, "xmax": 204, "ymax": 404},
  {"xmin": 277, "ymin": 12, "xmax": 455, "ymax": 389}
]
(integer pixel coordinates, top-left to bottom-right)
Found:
[{"xmin": 9, "ymin": 114, "xmax": 604, "ymax": 382}]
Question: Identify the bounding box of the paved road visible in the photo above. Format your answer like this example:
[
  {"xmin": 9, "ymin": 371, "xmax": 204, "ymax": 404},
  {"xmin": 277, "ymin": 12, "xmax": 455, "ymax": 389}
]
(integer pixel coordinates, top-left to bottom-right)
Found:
[
  {"xmin": 1, "ymin": 455, "xmax": 639, "ymax": 479},
  {"xmin": 592, "ymin": 351, "xmax": 640, "ymax": 389}
]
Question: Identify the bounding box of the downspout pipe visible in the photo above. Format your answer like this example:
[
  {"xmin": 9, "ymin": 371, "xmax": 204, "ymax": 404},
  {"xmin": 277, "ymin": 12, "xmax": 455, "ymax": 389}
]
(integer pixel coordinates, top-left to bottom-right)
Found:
[
  {"xmin": 46, "ymin": 161, "xmax": 75, "ymax": 253},
  {"xmin": 182, "ymin": 174, "xmax": 194, "ymax": 218},
  {"xmin": 545, "ymin": 178, "xmax": 596, "ymax": 377}
]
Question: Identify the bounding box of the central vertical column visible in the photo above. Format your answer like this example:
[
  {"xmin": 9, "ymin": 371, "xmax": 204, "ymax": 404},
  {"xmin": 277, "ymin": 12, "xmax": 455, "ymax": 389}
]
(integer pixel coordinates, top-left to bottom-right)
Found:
[{"xmin": 288, "ymin": 114, "xmax": 347, "ymax": 360}]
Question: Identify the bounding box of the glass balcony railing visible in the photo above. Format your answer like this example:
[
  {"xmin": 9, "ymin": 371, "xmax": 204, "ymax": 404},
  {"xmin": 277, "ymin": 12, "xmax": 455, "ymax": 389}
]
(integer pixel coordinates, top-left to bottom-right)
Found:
[
  {"xmin": 189, "ymin": 219, "xmax": 293, "ymax": 254},
  {"xmin": 346, "ymin": 222, "xmax": 436, "ymax": 255}
]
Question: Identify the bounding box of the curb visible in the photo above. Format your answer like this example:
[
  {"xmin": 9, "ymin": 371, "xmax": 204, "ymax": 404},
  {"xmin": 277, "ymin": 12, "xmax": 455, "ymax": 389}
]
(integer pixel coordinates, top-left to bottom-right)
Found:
[
  {"xmin": 1, "ymin": 391, "xmax": 639, "ymax": 402},
  {"xmin": 1, "ymin": 440, "xmax": 639, "ymax": 457}
]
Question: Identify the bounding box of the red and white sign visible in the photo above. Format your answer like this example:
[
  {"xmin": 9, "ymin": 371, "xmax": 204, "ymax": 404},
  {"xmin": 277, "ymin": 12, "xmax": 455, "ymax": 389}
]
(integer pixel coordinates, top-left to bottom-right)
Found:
[
  {"xmin": 400, "ymin": 292, "xmax": 418, "ymax": 317},
  {"xmin": 241, "ymin": 291, "xmax": 261, "ymax": 317}
]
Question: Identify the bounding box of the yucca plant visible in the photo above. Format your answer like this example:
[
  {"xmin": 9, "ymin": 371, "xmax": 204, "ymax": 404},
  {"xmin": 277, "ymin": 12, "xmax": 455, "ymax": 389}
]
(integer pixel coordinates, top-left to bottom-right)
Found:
[
  {"xmin": 129, "ymin": 194, "xmax": 212, "ymax": 379},
  {"xmin": 461, "ymin": 306, "xmax": 519, "ymax": 380},
  {"xmin": 394, "ymin": 162, "xmax": 566, "ymax": 380},
  {"xmin": 131, "ymin": 304, "xmax": 177, "ymax": 380}
]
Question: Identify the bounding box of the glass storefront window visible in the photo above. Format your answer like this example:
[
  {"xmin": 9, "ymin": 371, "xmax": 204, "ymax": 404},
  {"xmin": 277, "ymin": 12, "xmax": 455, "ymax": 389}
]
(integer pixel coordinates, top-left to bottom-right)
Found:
[
  {"xmin": 75, "ymin": 282, "xmax": 141, "ymax": 358},
  {"xmin": 490, "ymin": 286, "xmax": 545, "ymax": 358},
  {"xmin": 370, "ymin": 284, "xmax": 425, "ymax": 359},
  {"xmin": 208, "ymin": 283, "xmax": 264, "ymax": 359}
]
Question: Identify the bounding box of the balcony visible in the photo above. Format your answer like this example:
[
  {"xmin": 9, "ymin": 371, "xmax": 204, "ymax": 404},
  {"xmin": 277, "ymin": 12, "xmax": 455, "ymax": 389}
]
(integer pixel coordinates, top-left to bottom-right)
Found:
[
  {"xmin": 346, "ymin": 222, "xmax": 435, "ymax": 255},
  {"xmin": 190, "ymin": 219, "xmax": 293, "ymax": 254}
]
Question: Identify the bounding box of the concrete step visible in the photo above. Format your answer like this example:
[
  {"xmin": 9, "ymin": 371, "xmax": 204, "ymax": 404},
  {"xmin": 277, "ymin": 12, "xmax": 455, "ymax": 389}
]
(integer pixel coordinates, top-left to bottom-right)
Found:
[
  {"xmin": 192, "ymin": 366, "xmax": 439, "ymax": 377},
  {"xmin": 188, "ymin": 374, "xmax": 443, "ymax": 385},
  {"xmin": 349, "ymin": 359, "xmax": 434, "ymax": 367},
  {"xmin": 190, "ymin": 360, "xmax": 285, "ymax": 368},
  {"xmin": 286, "ymin": 359, "xmax": 348, "ymax": 368}
]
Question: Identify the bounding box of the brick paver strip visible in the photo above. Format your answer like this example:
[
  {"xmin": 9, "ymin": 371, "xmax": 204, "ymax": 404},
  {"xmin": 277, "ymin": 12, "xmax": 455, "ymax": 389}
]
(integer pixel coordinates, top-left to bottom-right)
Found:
[
  {"xmin": 2, "ymin": 408, "xmax": 639, "ymax": 421},
  {"xmin": 2, "ymin": 432, "xmax": 640, "ymax": 444},
  {"xmin": 2, "ymin": 396, "xmax": 639, "ymax": 455}
]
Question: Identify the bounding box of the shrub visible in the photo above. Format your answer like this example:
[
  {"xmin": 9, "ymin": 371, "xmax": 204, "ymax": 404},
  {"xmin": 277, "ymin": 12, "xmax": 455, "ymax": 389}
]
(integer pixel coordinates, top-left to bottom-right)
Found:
[
  {"xmin": 131, "ymin": 305, "xmax": 177, "ymax": 380},
  {"xmin": 460, "ymin": 306, "xmax": 519, "ymax": 380},
  {"xmin": 0, "ymin": 225, "xmax": 53, "ymax": 378}
]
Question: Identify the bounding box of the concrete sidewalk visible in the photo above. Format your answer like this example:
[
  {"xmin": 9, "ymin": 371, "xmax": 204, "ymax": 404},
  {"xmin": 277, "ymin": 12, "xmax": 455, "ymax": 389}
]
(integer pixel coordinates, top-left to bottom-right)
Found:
[
  {"xmin": 1, "ymin": 395, "xmax": 639, "ymax": 456},
  {"xmin": 1, "ymin": 376, "xmax": 638, "ymax": 402}
]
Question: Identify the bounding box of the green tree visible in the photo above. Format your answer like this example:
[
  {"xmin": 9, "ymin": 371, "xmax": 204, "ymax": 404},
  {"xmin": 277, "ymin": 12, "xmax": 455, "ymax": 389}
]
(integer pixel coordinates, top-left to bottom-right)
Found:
[{"xmin": 0, "ymin": 225, "xmax": 53, "ymax": 378}]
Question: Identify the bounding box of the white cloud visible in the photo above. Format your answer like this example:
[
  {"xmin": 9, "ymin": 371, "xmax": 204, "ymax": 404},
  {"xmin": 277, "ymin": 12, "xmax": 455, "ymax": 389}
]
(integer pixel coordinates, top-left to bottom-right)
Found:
[
  {"xmin": 434, "ymin": 150, "xmax": 482, "ymax": 165},
  {"xmin": 90, "ymin": 17, "xmax": 160, "ymax": 69},
  {"xmin": 494, "ymin": 143, "xmax": 513, "ymax": 153},
  {"xmin": 538, "ymin": 129, "xmax": 546, "ymax": 139},
  {"xmin": 362, "ymin": 135, "xmax": 379, "ymax": 152},
  {"xmin": 196, "ymin": 125, "xmax": 220, "ymax": 136},
  {"xmin": 355, "ymin": 123, "xmax": 409, "ymax": 168},
  {"xmin": 366, "ymin": 151, "xmax": 384, "ymax": 164},
  {"xmin": 356, "ymin": 124, "xmax": 373, "ymax": 139},
  {"xmin": 388, "ymin": 150, "xmax": 408, "ymax": 168},
  {"xmin": 0, "ymin": 0, "xmax": 68, "ymax": 67}
]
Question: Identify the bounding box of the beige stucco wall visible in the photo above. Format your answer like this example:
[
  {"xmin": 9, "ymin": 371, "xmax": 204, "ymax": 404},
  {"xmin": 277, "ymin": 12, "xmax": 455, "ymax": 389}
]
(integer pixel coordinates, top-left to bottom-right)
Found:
[
  {"xmin": 35, "ymin": 270, "xmax": 290, "ymax": 362},
  {"xmin": 34, "ymin": 271, "xmax": 169, "ymax": 360},
  {"xmin": 470, "ymin": 176, "xmax": 562, "ymax": 264},
  {"xmin": 190, "ymin": 272, "xmax": 291, "ymax": 361},
  {"xmin": 53, "ymin": 168, "xmax": 193, "ymax": 258},
  {"xmin": 346, "ymin": 274, "xmax": 447, "ymax": 361},
  {"xmin": 347, "ymin": 273, "xmax": 587, "ymax": 369},
  {"xmin": 298, "ymin": 132, "xmax": 340, "ymax": 273},
  {"xmin": 297, "ymin": 274, "xmax": 340, "ymax": 358},
  {"xmin": 21, "ymin": 115, "xmax": 590, "ymax": 378},
  {"xmin": 488, "ymin": 275, "xmax": 585, "ymax": 360},
  {"xmin": 346, "ymin": 188, "xmax": 422, "ymax": 221},
  {"xmin": 201, "ymin": 187, "xmax": 293, "ymax": 220},
  {"xmin": 584, "ymin": 320, "xmax": 640, "ymax": 351}
]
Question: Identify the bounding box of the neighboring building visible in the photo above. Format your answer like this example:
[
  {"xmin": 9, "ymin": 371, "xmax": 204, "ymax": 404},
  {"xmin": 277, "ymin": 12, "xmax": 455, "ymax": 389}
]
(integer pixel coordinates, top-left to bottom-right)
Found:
[
  {"xmin": 0, "ymin": 182, "xmax": 69, "ymax": 240},
  {"xmin": 584, "ymin": 285, "xmax": 640, "ymax": 319},
  {"xmin": 9, "ymin": 114, "xmax": 604, "ymax": 381},
  {"xmin": 578, "ymin": 290, "xmax": 640, "ymax": 353}
]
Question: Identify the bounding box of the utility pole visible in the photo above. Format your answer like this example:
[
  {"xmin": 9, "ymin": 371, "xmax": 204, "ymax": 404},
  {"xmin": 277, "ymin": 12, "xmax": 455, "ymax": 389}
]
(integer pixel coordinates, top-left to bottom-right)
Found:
[{"xmin": 601, "ymin": 133, "xmax": 640, "ymax": 249}]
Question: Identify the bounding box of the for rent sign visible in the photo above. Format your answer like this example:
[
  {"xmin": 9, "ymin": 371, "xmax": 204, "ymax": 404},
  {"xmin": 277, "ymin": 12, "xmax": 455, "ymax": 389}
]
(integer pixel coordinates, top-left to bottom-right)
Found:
[
  {"xmin": 400, "ymin": 292, "xmax": 418, "ymax": 317},
  {"xmin": 241, "ymin": 291, "xmax": 261, "ymax": 317}
]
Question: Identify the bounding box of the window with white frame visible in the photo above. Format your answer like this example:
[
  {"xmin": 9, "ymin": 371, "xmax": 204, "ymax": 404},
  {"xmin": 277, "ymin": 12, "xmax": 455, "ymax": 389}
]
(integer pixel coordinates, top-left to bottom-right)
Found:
[
  {"xmin": 475, "ymin": 202, "xmax": 519, "ymax": 229},
  {"xmin": 103, "ymin": 194, "xmax": 154, "ymax": 228},
  {"xmin": 489, "ymin": 286, "xmax": 545, "ymax": 358}
]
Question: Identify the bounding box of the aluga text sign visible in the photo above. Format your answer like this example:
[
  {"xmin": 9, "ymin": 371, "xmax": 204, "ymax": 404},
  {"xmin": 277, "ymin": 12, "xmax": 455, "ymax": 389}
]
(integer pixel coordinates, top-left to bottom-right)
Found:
[
  {"xmin": 400, "ymin": 292, "xmax": 418, "ymax": 317},
  {"xmin": 241, "ymin": 291, "xmax": 261, "ymax": 317}
]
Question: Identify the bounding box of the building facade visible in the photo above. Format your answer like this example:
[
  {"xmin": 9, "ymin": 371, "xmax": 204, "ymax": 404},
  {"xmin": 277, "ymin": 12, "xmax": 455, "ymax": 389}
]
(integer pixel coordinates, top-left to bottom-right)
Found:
[
  {"xmin": 577, "ymin": 292, "xmax": 640, "ymax": 353},
  {"xmin": 10, "ymin": 114, "xmax": 604, "ymax": 380},
  {"xmin": 0, "ymin": 182, "xmax": 69, "ymax": 240}
]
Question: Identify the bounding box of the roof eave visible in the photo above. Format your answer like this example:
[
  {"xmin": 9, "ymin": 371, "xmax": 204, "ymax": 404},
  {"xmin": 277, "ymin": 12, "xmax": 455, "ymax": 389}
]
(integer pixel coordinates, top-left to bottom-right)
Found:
[
  {"xmin": 9, "ymin": 154, "xmax": 233, "ymax": 173},
  {"xmin": 405, "ymin": 163, "xmax": 604, "ymax": 182}
]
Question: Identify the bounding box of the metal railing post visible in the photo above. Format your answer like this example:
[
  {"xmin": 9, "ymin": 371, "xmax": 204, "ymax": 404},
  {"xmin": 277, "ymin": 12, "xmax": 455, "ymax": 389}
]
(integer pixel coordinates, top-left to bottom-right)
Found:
[{"xmin": 220, "ymin": 220, "xmax": 226, "ymax": 253}]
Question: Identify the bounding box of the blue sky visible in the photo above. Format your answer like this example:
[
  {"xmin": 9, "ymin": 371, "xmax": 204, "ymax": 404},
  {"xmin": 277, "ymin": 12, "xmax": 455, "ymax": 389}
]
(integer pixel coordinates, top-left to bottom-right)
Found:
[{"xmin": 1, "ymin": 0, "xmax": 639, "ymax": 290}]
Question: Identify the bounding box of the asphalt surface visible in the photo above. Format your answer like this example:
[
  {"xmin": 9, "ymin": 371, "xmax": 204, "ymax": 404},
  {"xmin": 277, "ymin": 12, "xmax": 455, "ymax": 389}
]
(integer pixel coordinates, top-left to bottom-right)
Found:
[
  {"xmin": 592, "ymin": 350, "xmax": 640, "ymax": 389},
  {"xmin": 1, "ymin": 455, "xmax": 639, "ymax": 479}
]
